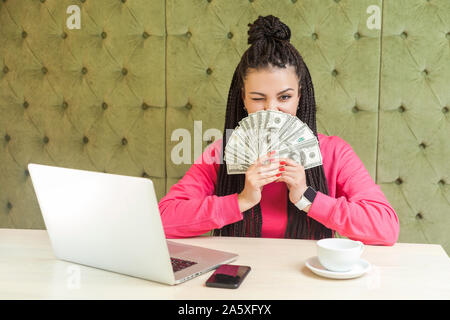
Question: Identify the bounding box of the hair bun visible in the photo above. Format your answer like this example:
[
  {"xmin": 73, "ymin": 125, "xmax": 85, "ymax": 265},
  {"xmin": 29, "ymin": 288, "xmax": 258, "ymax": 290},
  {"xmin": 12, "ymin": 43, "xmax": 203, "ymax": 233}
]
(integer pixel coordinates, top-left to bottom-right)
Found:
[{"xmin": 247, "ymin": 15, "xmax": 291, "ymax": 45}]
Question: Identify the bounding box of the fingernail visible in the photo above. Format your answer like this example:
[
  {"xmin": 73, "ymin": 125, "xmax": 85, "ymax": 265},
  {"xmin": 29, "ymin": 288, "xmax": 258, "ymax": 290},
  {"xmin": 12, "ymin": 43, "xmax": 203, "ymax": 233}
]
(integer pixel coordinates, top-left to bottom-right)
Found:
[
  {"xmin": 280, "ymin": 161, "xmax": 286, "ymax": 165},
  {"xmin": 279, "ymin": 167, "xmax": 285, "ymax": 172},
  {"xmin": 269, "ymin": 150, "xmax": 276, "ymax": 155},
  {"xmin": 276, "ymin": 173, "xmax": 281, "ymax": 177}
]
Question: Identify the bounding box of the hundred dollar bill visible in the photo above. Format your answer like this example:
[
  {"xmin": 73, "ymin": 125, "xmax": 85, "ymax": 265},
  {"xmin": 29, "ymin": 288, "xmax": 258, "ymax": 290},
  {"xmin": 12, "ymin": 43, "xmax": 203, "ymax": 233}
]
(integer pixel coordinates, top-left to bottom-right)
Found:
[
  {"xmin": 259, "ymin": 127, "xmax": 281, "ymax": 157},
  {"xmin": 258, "ymin": 111, "xmax": 282, "ymax": 156},
  {"xmin": 256, "ymin": 111, "xmax": 264, "ymax": 155},
  {"xmin": 260, "ymin": 112, "xmax": 311, "ymax": 155},
  {"xmin": 258, "ymin": 110, "xmax": 282, "ymax": 156},
  {"xmin": 275, "ymin": 138, "xmax": 322, "ymax": 170},
  {"xmin": 224, "ymin": 141, "xmax": 255, "ymax": 165},
  {"xmin": 226, "ymin": 162, "xmax": 250, "ymax": 175},
  {"xmin": 225, "ymin": 130, "xmax": 257, "ymax": 165},
  {"xmin": 234, "ymin": 125, "xmax": 258, "ymax": 159},
  {"xmin": 249, "ymin": 113, "xmax": 260, "ymax": 153},
  {"xmin": 265, "ymin": 110, "xmax": 290, "ymax": 130},
  {"xmin": 274, "ymin": 121, "xmax": 316, "ymax": 151},
  {"xmin": 238, "ymin": 118, "xmax": 255, "ymax": 154}
]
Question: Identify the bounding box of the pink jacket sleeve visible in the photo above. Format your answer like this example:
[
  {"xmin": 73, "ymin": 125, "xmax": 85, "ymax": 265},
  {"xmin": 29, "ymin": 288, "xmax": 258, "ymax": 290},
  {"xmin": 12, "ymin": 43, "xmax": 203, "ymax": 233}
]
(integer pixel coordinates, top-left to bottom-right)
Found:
[
  {"xmin": 307, "ymin": 138, "xmax": 400, "ymax": 246},
  {"xmin": 158, "ymin": 140, "xmax": 243, "ymax": 238}
]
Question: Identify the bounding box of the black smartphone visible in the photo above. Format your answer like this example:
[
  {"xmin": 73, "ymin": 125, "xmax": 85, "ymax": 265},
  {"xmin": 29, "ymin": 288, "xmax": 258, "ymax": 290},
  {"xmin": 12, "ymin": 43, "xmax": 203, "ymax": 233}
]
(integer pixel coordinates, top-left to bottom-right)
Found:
[{"xmin": 205, "ymin": 264, "xmax": 251, "ymax": 289}]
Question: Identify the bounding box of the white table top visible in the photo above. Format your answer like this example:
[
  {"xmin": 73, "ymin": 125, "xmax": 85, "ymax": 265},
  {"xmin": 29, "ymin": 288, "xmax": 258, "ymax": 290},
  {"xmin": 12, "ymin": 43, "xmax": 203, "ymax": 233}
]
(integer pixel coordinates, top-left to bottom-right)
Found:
[{"xmin": 1, "ymin": 228, "xmax": 449, "ymax": 300}]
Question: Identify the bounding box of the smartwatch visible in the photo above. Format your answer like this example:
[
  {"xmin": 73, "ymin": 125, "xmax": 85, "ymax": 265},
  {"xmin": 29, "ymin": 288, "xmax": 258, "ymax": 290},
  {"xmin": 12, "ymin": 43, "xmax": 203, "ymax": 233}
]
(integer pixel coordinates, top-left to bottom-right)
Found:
[{"xmin": 294, "ymin": 186, "xmax": 317, "ymax": 211}]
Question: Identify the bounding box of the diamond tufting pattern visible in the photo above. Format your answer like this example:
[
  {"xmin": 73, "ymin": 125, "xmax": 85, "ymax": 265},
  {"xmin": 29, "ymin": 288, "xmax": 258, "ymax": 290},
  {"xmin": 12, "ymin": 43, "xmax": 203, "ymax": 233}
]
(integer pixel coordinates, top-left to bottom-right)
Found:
[{"xmin": 0, "ymin": 0, "xmax": 449, "ymax": 253}]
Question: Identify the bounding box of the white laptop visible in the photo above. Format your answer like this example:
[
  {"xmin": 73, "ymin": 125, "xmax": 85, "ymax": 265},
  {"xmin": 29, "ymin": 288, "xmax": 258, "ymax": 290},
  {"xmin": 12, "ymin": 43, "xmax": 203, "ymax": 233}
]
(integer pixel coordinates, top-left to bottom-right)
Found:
[{"xmin": 27, "ymin": 163, "xmax": 238, "ymax": 285}]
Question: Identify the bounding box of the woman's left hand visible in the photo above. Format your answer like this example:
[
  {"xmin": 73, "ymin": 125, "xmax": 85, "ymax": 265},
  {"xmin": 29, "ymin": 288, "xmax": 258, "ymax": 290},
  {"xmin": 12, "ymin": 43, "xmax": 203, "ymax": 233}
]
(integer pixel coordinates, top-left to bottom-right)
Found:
[{"xmin": 275, "ymin": 157, "xmax": 308, "ymax": 204}]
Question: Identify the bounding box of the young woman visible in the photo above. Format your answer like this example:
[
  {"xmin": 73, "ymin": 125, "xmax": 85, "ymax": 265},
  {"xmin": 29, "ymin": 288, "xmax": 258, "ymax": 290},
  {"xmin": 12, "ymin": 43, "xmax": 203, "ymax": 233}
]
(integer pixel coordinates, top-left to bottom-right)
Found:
[{"xmin": 158, "ymin": 15, "xmax": 399, "ymax": 245}]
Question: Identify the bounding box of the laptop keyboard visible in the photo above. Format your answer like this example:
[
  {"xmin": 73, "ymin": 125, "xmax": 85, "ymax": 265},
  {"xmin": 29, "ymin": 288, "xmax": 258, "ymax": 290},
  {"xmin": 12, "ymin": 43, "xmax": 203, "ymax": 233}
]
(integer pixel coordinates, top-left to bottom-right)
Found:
[{"xmin": 170, "ymin": 257, "xmax": 197, "ymax": 272}]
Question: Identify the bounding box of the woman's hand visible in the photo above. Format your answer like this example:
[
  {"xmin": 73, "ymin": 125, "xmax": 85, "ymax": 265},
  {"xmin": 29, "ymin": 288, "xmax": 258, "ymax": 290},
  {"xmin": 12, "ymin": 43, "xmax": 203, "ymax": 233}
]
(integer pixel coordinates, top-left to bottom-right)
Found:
[
  {"xmin": 275, "ymin": 157, "xmax": 308, "ymax": 205},
  {"xmin": 237, "ymin": 151, "xmax": 280, "ymax": 212}
]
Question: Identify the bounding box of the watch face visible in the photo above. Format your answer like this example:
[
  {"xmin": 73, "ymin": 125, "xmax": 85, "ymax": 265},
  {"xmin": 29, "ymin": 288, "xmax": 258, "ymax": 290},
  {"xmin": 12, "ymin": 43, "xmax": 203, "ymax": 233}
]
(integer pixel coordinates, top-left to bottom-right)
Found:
[{"xmin": 304, "ymin": 187, "xmax": 317, "ymax": 202}]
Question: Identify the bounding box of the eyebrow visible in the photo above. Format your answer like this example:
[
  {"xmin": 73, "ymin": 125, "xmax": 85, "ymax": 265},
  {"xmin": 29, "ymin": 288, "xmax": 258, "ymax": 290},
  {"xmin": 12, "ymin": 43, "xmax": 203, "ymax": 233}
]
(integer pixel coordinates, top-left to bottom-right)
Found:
[{"xmin": 249, "ymin": 88, "xmax": 294, "ymax": 96}]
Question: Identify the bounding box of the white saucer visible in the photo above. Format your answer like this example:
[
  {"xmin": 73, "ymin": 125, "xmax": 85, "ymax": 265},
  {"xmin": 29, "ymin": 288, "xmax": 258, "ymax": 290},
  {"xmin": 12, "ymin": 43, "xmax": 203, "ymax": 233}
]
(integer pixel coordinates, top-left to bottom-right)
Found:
[{"xmin": 305, "ymin": 256, "xmax": 371, "ymax": 279}]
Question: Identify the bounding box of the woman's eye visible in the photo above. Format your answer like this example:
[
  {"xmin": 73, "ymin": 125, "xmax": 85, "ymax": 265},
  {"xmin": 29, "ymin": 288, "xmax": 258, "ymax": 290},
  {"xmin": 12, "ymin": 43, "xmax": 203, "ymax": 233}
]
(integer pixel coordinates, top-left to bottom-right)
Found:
[{"xmin": 251, "ymin": 96, "xmax": 291, "ymax": 101}]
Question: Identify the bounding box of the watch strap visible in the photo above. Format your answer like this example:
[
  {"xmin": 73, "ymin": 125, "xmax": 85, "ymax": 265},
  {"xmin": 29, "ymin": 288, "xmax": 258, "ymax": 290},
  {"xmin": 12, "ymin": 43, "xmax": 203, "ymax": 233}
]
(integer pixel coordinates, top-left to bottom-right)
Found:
[{"xmin": 294, "ymin": 187, "xmax": 317, "ymax": 211}]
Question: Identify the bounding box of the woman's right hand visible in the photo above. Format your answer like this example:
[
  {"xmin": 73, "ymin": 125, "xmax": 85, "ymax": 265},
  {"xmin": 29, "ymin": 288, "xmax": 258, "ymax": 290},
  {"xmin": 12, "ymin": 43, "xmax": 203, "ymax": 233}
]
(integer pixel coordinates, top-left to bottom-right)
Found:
[{"xmin": 237, "ymin": 151, "xmax": 281, "ymax": 212}]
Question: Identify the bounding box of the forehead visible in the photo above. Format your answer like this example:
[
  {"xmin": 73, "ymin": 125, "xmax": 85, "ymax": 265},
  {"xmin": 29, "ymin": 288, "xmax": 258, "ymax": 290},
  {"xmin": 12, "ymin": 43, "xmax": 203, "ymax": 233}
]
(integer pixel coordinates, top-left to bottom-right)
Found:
[{"xmin": 244, "ymin": 65, "xmax": 298, "ymax": 91}]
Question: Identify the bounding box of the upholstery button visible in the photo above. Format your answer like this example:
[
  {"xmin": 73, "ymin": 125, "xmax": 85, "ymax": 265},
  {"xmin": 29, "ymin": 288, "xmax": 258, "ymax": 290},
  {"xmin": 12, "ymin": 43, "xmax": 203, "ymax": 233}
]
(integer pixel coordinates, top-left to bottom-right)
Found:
[
  {"xmin": 227, "ymin": 32, "xmax": 233, "ymax": 39},
  {"xmin": 354, "ymin": 32, "xmax": 360, "ymax": 40},
  {"xmin": 101, "ymin": 31, "xmax": 107, "ymax": 39},
  {"xmin": 249, "ymin": 0, "xmax": 254, "ymax": 3},
  {"xmin": 334, "ymin": 0, "xmax": 340, "ymax": 2},
  {"xmin": 185, "ymin": 102, "xmax": 192, "ymax": 110},
  {"xmin": 4, "ymin": 134, "xmax": 11, "ymax": 142},
  {"xmin": 121, "ymin": 0, "xmax": 126, "ymax": 3},
  {"xmin": 186, "ymin": 31, "xmax": 192, "ymax": 38},
  {"xmin": 23, "ymin": 101, "xmax": 29, "ymax": 108},
  {"xmin": 206, "ymin": 68, "xmax": 213, "ymax": 75},
  {"xmin": 81, "ymin": 67, "xmax": 88, "ymax": 74},
  {"xmin": 442, "ymin": 106, "xmax": 449, "ymax": 113},
  {"xmin": 102, "ymin": 102, "xmax": 108, "ymax": 110},
  {"xmin": 419, "ymin": 142, "xmax": 426, "ymax": 149},
  {"xmin": 3, "ymin": 66, "xmax": 9, "ymax": 74},
  {"xmin": 7, "ymin": 202, "xmax": 12, "ymax": 210},
  {"xmin": 421, "ymin": 69, "xmax": 428, "ymax": 76},
  {"xmin": 446, "ymin": 32, "xmax": 450, "ymax": 40},
  {"xmin": 142, "ymin": 31, "xmax": 150, "ymax": 39},
  {"xmin": 43, "ymin": 136, "xmax": 49, "ymax": 144},
  {"xmin": 311, "ymin": 33, "xmax": 318, "ymax": 40},
  {"xmin": 415, "ymin": 213, "xmax": 423, "ymax": 220},
  {"xmin": 62, "ymin": 101, "xmax": 68, "ymax": 109},
  {"xmin": 395, "ymin": 177, "xmax": 403, "ymax": 185},
  {"xmin": 22, "ymin": 31, "xmax": 27, "ymax": 38},
  {"xmin": 438, "ymin": 179, "xmax": 445, "ymax": 186},
  {"xmin": 25, "ymin": 169, "xmax": 29, "ymax": 177},
  {"xmin": 400, "ymin": 31, "xmax": 408, "ymax": 39},
  {"xmin": 398, "ymin": 105, "xmax": 405, "ymax": 113},
  {"xmin": 83, "ymin": 136, "xmax": 89, "ymax": 144},
  {"xmin": 121, "ymin": 137, "xmax": 128, "ymax": 145},
  {"xmin": 41, "ymin": 66, "xmax": 48, "ymax": 74},
  {"xmin": 122, "ymin": 68, "xmax": 128, "ymax": 75},
  {"xmin": 61, "ymin": 32, "xmax": 67, "ymax": 39},
  {"xmin": 141, "ymin": 102, "xmax": 150, "ymax": 110},
  {"xmin": 207, "ymin": 0, "xmax": 212, "ymax": 3},
  {"xmin": 80, "ymin": 0, "xmax": 85, "ymax": 3},
  {"xmin": 40, "ymin": 0, "xmax": 45, "ymax": 3},
  {"xmin": 352, "ymin": 105, "xmax": 359, "ymax": 113},
  {"xmin": 142, "ymin": 171, "xmax": 149, "ymax": 178},
  {"xmin": 291, "ymin": 0, "xmax": 297, "ymax": 3},
  {"xmin": 331, "ymin": 69, "xmax": 338, "ymax": 77}
]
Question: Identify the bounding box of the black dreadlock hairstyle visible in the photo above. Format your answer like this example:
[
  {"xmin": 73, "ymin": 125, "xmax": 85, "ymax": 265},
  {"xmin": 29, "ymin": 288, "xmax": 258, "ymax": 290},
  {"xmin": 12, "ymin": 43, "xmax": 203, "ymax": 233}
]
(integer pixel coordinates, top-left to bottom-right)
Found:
[{"xmin": 213, "ymin": 15, "xmax": 334, "ymax": 239}]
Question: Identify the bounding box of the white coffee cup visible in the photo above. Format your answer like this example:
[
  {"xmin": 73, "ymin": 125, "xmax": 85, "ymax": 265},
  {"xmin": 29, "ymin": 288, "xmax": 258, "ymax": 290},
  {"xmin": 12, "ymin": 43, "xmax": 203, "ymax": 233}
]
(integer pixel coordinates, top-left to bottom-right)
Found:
[{"xmin": 317, "ymin": 238, "xmax": 364, "ymax": 272}]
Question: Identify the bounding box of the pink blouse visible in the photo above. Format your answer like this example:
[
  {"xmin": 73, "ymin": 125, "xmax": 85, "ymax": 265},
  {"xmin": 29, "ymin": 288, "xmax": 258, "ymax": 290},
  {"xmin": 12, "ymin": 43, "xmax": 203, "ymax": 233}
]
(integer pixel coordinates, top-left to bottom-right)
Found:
[{"xmin": 158, "ymin": 133, "xmax": 399, "ymax": 245}]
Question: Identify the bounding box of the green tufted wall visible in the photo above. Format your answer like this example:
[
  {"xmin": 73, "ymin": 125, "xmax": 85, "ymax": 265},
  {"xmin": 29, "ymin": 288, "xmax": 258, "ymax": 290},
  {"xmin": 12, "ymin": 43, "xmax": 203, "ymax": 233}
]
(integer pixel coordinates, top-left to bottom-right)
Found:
[{"xmin": 1, "ymin": 1, "xmax": 449, "ymax": 253}]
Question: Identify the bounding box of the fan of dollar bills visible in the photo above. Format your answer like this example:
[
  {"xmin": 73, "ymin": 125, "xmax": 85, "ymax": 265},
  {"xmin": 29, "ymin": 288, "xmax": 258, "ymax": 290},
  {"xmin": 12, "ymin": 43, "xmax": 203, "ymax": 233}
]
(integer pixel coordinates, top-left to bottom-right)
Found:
[{"xmin": 224, "ymin": 110, "xmax": 323, "ymax": 174}]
